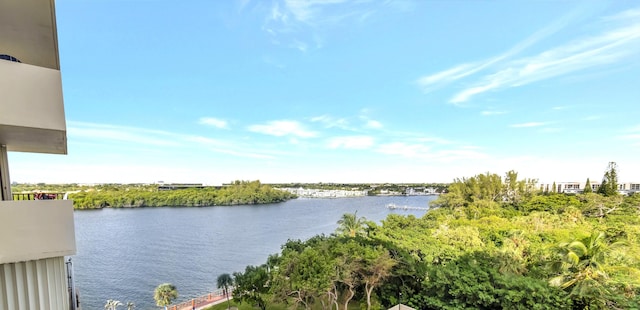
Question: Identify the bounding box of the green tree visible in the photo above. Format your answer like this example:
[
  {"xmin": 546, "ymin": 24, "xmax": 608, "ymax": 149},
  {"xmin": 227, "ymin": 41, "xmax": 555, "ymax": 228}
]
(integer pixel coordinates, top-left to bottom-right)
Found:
[
  {"xmin": 422, "ymin": 253, "xmax": 572, "ymax": 309},
  {"xmin": 154, "ymin": 283, "xmax": 178, "ymax": 310},
  {"xmin": 361, "ymin": 246, "xmax": 396, "ymax": 310},
  {"xmin": 217, "ymin": 273, "xmax": 234, "ymax": 309},
  {"xmin": 583, "ymin": 178, "xmax": 592, "ymax": 194},
  {"xmin": 273, "ymin": 245, "xmax": 334, "ymax": 309},
  {"xmin": 336, "ymin": 212, "xmax": 367, "ymax": 238},
  {"xmin": 503, "ymin": 170, "xmax": 532, "ymax": 205},
  {"xmin": 233, "ymin": 265, "xmax": 269, "ymax": 310},
  {"xmin": 598, "ymin": 162, "xmax": 619, "ymax": 197},
  {"xmin": 333, "ymin": 240, "xmax": 364, "ymax": 310},
  {"xmin": 549, "ymin": 231, "xmax": 628, "ymax": 309}
]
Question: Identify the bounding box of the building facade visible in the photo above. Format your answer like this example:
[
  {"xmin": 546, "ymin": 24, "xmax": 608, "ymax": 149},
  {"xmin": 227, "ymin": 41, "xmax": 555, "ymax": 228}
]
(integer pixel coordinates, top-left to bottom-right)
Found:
[
  {"xmin": 0, "ymin": 0, "xmax": 77, "ymax": 309},
  {"xmin": 540, "ymin": 181, "xmax": 640, "ymax": 195}
]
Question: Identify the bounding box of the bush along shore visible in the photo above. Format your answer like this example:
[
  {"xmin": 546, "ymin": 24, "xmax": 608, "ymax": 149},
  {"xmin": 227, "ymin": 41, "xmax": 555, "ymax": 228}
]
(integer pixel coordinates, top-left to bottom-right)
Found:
[{"xmin": 66, "ymin": 180, "xmax": 296, "ymax": 209}]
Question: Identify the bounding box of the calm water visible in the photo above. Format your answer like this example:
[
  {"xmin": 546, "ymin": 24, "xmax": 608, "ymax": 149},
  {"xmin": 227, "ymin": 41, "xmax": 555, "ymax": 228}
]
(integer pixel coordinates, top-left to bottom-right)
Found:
[{"xmin": 73, "ymin": 195, "xmax": 436, "ymax": 309}]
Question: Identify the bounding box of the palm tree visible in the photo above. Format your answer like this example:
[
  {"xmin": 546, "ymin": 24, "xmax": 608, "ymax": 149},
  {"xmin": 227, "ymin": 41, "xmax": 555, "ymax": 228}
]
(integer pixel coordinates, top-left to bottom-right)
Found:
[
  {"xmin": 154, "ymin": 283, "xmax": 178, "ymax": 310},
  {"xmin": 336, "ymin": 211, "xmax": 367, "ymax": 238},
  {"xmin": 217, "ymin": 273, "xmax": 234, "ymax": 309},
  {"xmin": 125, "ymin": 301, "xmax": 135, "ymax": 310},
  {"xmin": 549, "ymin": 231, "xmax": 624, "ymax": 307},
  {"xmin": 104, "ymin": 299, "xmax": 122, "ymax": 310}
]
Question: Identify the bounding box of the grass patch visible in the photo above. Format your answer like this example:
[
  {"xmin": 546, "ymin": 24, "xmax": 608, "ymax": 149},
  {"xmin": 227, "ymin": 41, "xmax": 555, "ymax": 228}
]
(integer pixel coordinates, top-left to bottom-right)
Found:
[{"xmin": 203, "ymin": 300, "xmax": 287, "ymax": 310}]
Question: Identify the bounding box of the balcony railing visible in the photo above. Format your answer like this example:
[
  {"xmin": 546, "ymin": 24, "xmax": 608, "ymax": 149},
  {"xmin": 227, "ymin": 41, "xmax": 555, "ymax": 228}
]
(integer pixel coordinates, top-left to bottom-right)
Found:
[{"xmin": 12, "ymin": 192, "xmax": 65, "ymax": 200}]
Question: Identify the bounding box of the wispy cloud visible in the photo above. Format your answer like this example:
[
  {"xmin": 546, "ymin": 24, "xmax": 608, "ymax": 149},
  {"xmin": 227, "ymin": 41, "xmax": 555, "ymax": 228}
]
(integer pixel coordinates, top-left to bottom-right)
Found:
[
  {"xmin": 539, "ymin": 127, "xmax": 563, "ymax": 133},
  {"xmin": 417, "ymin": 63, "xmax": 488, "ymax": 92},
  {"xmin": 365, "ymin": 120, "xmax": 383, "ymax": 129},
  {"xmin": 283, "ymin": 0, "xmax": 349, "ymax": 24},
  {"xmin": 68, "ymin": 122, "xmax": 180, "ymax": 147},
  {"xmin": 376, "ymin": 142, "xmax": 486, "ymax": 162},
  {"xmin": 263, "ymin": 0, "xmax": 403, "ymax": 51},
  {"xmin": 582, "ymin": 115, "xmax": 601, "ymax": 121},
  {"xmin": 417, "ymin": 7, "xmax": 640, "ymax": 104},
  {"xmin": 450, "ymin": 8, "xmax": 640, "ymax": 103},
  {"xmin": 414, "ymin": 137, "xmax": 453, "ymax": 145},
  {"xmin": 618, "ymin": 124, "xmax": 640, "ymax": 146},
  {"xmin": 327, "ymin": 135, "xmax": 374, "ymax": 150},
  {"xmin": 311, "ymin": 113, "xmax": 383, "ymax": 131},
  {"xmin": 290, "ymin": 40, "xmax": 308, "ymax": 52},
  {"xmin": 310, "ymin": 115, "xmax": 352, "ymax": 130},
  {"xmin": 481, "ymin": 110, "xmax": 507, "ymax": 116},
  {"xmin": 510, "ymin": 122, "xmax": 546, "ymax": 128},
  {"xmin": 248, "ymin": 120, "xmax": 318, "ymax": 138},
  {"xmin": 185, "ymin": 136, "xmax": 275, "ymax": 159},
  {"xmin": 199, "ymin": 117, "xmax": 229, "ymax": 129},
  {"xmin": 417, "ymin": 8, "xmax": 577, "ymax": 93},
  {"xmin": 68, "ymin": 121, "xmax": 280, "ymax": 159}
]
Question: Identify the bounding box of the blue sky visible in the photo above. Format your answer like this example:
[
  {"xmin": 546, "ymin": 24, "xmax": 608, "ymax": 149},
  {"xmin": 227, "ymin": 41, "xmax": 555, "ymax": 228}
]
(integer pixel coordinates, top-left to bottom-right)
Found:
[{"xmin": 9, "ymin": 0, "xmax": 640, "ymax": 185}]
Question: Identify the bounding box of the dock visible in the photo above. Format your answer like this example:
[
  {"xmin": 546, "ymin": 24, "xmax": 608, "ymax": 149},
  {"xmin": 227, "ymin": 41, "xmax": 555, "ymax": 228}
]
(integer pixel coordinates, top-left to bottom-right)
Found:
[{"xmin": 386, "ymin": 203, "xmax": 430, "ymax": 211}]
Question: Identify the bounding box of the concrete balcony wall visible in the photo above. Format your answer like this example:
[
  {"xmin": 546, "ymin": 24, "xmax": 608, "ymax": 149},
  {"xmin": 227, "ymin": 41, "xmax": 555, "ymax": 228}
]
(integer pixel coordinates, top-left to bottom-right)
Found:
[
  {"xmin": 0, "ymin": 60, "xmax": 67, "ymax": 155},
  {"xmin": 0, "ymin": 200, "xmax": 76, "ymax": 264}
]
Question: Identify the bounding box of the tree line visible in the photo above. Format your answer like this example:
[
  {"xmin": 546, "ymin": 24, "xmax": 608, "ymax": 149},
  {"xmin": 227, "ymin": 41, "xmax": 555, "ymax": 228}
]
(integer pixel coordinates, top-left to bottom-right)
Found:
[
  {"xmin": 68, "ymin": 180, "xmax": 296, "ymax": 209},
  {"xmin": 225, "ymin": 169, "xmax": 640, "ymax": 309}
]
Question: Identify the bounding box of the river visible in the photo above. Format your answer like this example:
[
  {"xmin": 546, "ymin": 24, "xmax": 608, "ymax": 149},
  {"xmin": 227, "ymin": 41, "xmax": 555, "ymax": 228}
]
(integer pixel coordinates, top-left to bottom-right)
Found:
[{"xmin": 72, "ymin": 195, "xmax": 436, "ymax": 309}]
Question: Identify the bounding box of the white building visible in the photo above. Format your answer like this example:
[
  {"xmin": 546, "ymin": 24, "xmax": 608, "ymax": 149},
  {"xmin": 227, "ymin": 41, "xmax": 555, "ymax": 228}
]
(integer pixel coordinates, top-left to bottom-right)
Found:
[
  {"xmin": 0, "ymin": 1, "xmax": 77, "ymax": 309},
  {"xmin": 540, "ymin": 181, "xmax": 640, "ymax": 195}
]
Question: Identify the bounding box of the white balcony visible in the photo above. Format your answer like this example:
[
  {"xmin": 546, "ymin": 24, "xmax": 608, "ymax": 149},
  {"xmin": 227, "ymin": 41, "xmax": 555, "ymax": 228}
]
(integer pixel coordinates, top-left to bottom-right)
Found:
[
  {"xmin": 0, "ymin": 200, "xmax": 76, "ymax": 264},
  {"xmin": 0, "ymin": 60, "xmax": 67, "ymax": 155}
]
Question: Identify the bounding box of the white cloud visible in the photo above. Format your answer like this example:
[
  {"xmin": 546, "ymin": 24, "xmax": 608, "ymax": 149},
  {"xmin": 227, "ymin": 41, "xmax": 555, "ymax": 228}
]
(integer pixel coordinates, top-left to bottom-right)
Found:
[
  {"xmin": 416, "ymin": 63, "xmax": 480, "ymax": 91},
  {"xmin": 310, "ymin": 114, "xmax": 355, "ymax": 131},
  {"xmin": 199, "ymin": 117, "xmax": 229, "ymax": 129},
  {"xmin": 365, "ymin": 119, "xmax": 382, "ymax": 129},
  {"xmin": 327, "ymin": 135, "xmax": 374, "ymax": 149},
  {"xmin": 247, "ymin": 120, "xmax": 318, "ymax": 138},
  {"xmin": 510, "ymin": 122, "xmax": 546, "ymax": 128}
]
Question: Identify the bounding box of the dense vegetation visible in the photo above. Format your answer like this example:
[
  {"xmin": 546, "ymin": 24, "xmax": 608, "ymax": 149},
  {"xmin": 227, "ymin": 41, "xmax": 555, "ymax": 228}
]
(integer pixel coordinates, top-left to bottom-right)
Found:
[
  {"xmin": 229, "ymin": 170, "xmax": 640, "ymax": 310},
  {"xmin": 13, "ymin": 181, "xmax": 296, "ymax": 209}
]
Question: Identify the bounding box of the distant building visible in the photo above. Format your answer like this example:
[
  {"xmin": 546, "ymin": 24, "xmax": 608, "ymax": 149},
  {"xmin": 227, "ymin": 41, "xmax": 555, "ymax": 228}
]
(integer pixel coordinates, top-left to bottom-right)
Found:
[
  {"xmin": 539, "ymin": 181, "xmax": 639, "ymax": 195},
  {"xmin": 280, "ymin": 188, "xmax": 369, "ymax": 198}
]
